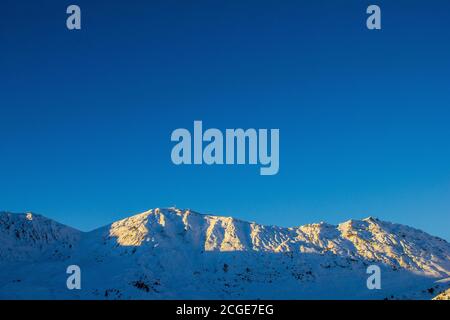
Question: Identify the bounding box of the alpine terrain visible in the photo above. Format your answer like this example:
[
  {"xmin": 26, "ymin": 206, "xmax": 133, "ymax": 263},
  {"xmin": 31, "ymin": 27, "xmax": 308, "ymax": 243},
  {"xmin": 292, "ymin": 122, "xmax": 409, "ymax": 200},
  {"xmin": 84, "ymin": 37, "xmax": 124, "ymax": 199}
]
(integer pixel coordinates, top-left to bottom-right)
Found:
[{"xmin": 0, "ymin": 208, "xmax": 449, "ymax": 300}]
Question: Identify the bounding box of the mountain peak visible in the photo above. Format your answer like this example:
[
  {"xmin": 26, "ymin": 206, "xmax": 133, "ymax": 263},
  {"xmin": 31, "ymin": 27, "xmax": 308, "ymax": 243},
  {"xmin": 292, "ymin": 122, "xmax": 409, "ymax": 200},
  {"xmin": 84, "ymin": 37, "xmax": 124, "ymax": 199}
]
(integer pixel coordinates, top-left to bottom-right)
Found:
[{"xmin": 363, "ymin": 216, "xmax": 379, "ymax": 222}]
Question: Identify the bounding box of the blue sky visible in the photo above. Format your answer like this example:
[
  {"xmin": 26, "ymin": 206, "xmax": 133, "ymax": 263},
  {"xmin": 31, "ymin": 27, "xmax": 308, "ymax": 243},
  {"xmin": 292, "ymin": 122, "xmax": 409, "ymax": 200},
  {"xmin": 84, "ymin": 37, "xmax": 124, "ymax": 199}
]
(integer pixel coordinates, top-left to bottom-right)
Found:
[{"xmin": 1, "ymin": 1, "xmax": 449, "ymax": 239}]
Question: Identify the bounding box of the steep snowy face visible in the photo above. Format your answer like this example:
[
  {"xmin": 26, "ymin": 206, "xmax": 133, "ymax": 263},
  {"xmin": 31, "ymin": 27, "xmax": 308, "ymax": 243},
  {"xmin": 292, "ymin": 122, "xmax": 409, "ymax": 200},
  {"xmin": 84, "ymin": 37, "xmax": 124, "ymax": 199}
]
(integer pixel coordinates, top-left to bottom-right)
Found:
[
  {"xmin": 102, "ymin": 209, "xmax": 450, "ymax": 277},
  {"xmin": 0, "ymin": 212, "xmax": 80, "ymax": 262},
  {"xmin": 105, "ymin": 208, "xmax": 295, "ymax": 252},
  {"xmin": 108, "ymin": 211, "xmax": 153, "ymax": 246},
  {"xmin": 336, "ymin": 218, "xmax": 450, "ymax": 277}
]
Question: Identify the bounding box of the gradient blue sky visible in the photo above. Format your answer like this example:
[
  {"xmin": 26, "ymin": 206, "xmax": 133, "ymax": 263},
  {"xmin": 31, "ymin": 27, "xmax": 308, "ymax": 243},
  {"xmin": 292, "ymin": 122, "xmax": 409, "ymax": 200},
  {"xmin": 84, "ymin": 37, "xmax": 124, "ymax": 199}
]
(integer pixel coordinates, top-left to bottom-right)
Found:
[{"xmin": 1, "ymin": 1, "xmax": 449, "ymax": 239}]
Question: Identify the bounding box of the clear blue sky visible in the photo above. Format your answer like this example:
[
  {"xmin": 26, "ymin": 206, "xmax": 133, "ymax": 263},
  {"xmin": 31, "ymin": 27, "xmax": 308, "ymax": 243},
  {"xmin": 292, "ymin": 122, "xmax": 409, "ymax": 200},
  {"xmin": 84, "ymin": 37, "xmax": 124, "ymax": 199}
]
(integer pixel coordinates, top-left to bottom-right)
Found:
[{"xmin": 1, "ymin": 1, "xmax": 449, "ymax": 240}]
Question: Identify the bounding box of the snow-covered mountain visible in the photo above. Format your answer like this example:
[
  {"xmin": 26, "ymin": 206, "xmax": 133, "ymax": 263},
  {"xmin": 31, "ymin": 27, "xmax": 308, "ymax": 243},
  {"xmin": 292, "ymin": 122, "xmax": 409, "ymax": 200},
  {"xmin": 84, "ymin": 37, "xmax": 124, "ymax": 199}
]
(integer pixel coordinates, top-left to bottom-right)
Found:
[
  {"xmin": 0, "ymin": 212, "xmax": 80, "ymax": 262},
  {"xmin": 0, "ymin": 208, "xmax": 449, "ymax": 300}
]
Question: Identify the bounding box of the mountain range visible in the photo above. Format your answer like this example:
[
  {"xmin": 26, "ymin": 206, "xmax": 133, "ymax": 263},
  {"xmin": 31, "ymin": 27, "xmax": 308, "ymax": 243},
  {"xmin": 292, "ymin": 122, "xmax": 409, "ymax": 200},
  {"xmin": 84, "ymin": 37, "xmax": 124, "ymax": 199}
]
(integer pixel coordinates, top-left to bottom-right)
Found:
[{"xmin": 0, "ymin": 208, "xmax": 449, "ymax": 300}]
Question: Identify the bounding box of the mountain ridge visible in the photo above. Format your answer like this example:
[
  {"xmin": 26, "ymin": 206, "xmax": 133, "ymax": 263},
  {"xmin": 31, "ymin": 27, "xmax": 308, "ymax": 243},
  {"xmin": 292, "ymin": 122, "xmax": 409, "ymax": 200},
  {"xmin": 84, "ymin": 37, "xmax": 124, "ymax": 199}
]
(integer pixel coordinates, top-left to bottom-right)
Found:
[{"xmin": 0, "ymin": 208, "xmax": 449, "ymax": 300}]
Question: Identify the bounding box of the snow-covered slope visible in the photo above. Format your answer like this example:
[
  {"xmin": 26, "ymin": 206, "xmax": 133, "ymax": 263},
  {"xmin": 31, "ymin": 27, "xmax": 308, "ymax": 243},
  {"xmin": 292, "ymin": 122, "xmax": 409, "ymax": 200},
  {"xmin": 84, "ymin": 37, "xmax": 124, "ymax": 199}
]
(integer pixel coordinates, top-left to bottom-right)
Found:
[
  {"xmin": 0, "ymin": 212, "xmax": 80, "ymax": 262},
  {"xmin": 0, "ymin": 208, "xmax": 449, "ymax": 300},
  {"xmin": 433, "ymin": 288, "xmax": 450, "ymax": 300}
]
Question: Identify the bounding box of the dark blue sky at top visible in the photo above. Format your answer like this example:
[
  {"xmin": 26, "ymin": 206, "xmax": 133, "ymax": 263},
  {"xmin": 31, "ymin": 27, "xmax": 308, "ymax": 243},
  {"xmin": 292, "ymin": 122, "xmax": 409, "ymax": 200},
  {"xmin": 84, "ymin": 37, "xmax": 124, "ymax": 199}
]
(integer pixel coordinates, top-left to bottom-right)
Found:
[{"xmin": 1, "ymin": 1, "xmax": 449, "ymax": 239}]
